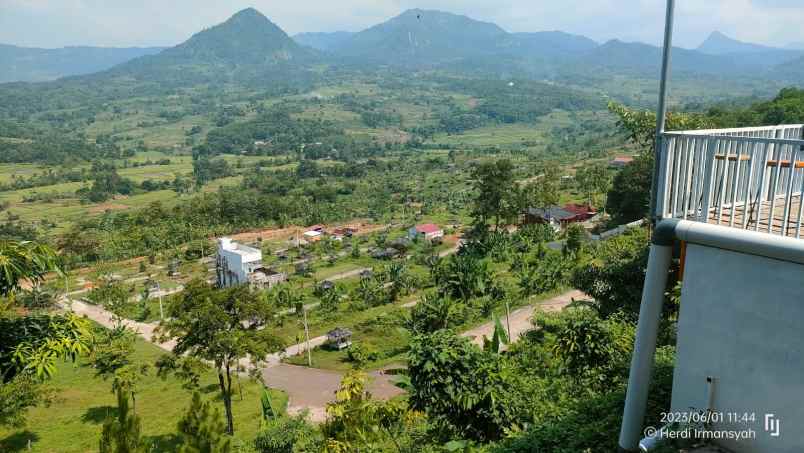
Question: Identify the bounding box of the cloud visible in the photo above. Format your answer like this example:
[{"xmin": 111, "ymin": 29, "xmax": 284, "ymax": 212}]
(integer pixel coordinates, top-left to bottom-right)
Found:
[{"xmin": 0, "ymin": 0, "xmax": 801, "ymax": 49}]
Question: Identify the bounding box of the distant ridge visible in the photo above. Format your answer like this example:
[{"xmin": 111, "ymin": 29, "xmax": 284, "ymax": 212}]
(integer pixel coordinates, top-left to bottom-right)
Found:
[
  {"xmin": 294, "ymin": 31, "xmax": 355, "ymax": 51},
  {"xmin": 0, "ymin": 43, "xmax": 165, "ymax": 83}
]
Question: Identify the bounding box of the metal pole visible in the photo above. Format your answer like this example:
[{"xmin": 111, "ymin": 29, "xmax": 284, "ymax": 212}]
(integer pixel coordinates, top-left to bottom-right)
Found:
[
  {"xmin": 303, "ymin": 307, "xmax": 312, "ymax": 367},
  {"xmin": 649, "ymin": 0, "xmax": 676, "ymax": 224},
  {"xmin": 618, "ymin": 242, "xmax": 673, "ymax": 451}
]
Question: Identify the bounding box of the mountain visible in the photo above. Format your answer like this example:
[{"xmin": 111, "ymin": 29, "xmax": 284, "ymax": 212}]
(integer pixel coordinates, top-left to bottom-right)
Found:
[
  {"xmin": 102, "ymin": 8, "xmax": 318, "ymax": 85},
  {"xmin": 697, "ymin": 31, "xmax": 779, "ymax": 55},
  {"xmin": 785, "ymin": 42, "xmax": 804, "ymax": 51},
  {"xmin": 696, "ymin": 31, "xmax": 803, "ymax": 67},
  {"xmin": 502, "ymin": 31, "xmax": 597, "ymax": 58},
  {"xmin": 0, "ymin": 44, "xmax": 165, "ymax": 83},
  {"xmin": 332, "ymin": 9, "xmax": 508, "ymax": 65},
  {"xmin": 293, "ymin": 31, "xmax": 355, "ymax": 51},
  {"xmin": 570, "ymin": 39, "xmax": 747, "ymax": 77}
]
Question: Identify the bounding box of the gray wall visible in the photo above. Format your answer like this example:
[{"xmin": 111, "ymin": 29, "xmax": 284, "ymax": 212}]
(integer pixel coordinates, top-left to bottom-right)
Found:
[{"xmin": 672, "ymin": 243, "xmax": 804, "ymax": 452}]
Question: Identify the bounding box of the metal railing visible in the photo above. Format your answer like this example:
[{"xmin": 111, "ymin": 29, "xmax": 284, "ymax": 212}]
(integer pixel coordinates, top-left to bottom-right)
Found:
[{"xmin": 656, "ymin": 124, "xmax": 804, "ymax": 237}]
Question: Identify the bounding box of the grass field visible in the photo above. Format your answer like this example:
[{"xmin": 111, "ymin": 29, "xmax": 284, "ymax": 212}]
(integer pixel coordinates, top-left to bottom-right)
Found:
[{"xmin": 0, "ymin": 335, "xmax": 287, "ymax": 453}]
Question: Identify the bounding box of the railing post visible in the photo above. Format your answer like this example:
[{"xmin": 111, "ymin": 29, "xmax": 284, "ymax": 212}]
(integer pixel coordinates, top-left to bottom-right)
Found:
[{"xmin": 649, "ymin": 0, "xmax": 675, "ymax": 224}]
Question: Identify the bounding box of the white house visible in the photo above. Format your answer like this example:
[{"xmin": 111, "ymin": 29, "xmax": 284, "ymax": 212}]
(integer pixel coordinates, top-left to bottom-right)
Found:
[{"xmin": 216, "ymin": 237, "xmax": 286, "ymax": 288}]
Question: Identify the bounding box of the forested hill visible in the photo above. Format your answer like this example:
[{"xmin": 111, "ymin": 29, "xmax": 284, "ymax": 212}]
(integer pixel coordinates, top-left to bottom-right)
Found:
[
  {"xmin": 100, "ymin": 8, "xmax": 319, "ymax": 84},
  {"xmin": 332, "ymin": 9, "xmax": 509, "ymax": 64},
  {"xmin": 0, "ymin": 43, "xmax": 165, "ymax": 83}
]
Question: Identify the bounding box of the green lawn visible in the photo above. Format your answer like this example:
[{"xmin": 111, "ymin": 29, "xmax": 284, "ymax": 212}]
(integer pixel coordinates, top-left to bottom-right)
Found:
[{"xmin": 0, "ymin": 335, "xmax": 286, "ymax": 453}]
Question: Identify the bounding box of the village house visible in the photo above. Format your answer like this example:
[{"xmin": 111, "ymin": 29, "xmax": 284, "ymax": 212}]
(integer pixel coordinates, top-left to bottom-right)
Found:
[
  {"xmin": 522, "ymin": 204, "xmax": 597, "ymax": 231},
  {"xmin": 216, "ymin": 237, "xmax": 286, "ymax": 289},
  {"xmin": 408, "ymin": 223, "xmax": 444, "ymax": 241}
]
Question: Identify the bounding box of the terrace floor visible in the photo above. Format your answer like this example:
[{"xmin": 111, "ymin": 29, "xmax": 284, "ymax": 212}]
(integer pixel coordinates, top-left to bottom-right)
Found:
[{"xmin": 698, "ymin": 194, "xmax": 803, "ymax": 237}]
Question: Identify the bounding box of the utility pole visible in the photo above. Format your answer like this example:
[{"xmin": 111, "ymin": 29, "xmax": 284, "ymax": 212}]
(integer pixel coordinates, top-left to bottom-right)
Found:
[
  {"xmin": 505, "ymin": 299, "xmax": 512, "ymax": 341},
  {"xmin": 303, "ymin": 307, "xmax": 312, "ymax": 367},
  {"xmin": 155, "ymin": 280, "xmax": 164, "ymax": 321}
]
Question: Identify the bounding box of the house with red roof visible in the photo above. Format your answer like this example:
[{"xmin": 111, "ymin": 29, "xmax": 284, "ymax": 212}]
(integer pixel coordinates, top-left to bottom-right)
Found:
[{"xmin": 408, "ymin": 223, "xmax": 444, "ymax": 241}]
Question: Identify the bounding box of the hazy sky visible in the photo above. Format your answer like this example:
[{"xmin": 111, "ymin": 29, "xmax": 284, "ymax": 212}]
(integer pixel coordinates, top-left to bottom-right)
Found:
[{"xmin": 1, "ymin": 0, "xmax": 802, "ymax": 49}]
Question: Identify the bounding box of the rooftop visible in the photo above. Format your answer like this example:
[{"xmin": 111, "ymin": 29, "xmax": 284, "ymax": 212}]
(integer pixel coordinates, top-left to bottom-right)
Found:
[
  {"xmin": 414, "ymin": 223, "xmax": 442, "ymax": 234},
  {"xmin": 218, "ymin": 237, "xmax": 262, "ymax": 256}
]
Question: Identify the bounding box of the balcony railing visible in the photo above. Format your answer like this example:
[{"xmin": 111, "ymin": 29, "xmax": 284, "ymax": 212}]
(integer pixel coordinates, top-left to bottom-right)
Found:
[{"xmin": 657, "ymin": 124, "xmax": 804, "ymax": 237}]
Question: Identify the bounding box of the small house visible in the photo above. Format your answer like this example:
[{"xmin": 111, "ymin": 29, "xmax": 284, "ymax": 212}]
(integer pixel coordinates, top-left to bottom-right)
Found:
[
  {"xmin": 409, "ymin": 223, "xmax": 444, "ymax": 241},
  {"xmin": 609, "ymin": 156, "xmax": 634, "ymax": 168},
  {"xmin": 326, "ymin": 327, "xmax": 353, "ymax": 350}
]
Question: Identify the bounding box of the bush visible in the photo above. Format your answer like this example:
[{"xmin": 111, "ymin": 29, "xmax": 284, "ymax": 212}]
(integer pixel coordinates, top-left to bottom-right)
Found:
[
  {"xmin": 345, "ymin": 343, "xmax": 379, "ymax": 367},
  {"xmin": 254, "ymin": 415, "xmax": 321, "ymax": 453}
]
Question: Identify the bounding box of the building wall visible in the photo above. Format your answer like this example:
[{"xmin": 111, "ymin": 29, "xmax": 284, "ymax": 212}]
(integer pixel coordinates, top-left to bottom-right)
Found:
[{"xmin": 672, "ymin": 243, "xmax": 804, "ymax": 452}]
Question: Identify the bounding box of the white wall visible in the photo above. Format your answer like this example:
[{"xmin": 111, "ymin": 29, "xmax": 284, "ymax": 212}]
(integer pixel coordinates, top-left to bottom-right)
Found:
[{"xmin": 672, "ymin": 243, "xmax": 804, "ymax": 452}]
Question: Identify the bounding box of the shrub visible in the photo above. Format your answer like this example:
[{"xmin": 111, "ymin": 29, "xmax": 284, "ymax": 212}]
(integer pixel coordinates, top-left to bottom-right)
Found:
[
  {"xmin": 254, "ymin": 415, "xmax": 321, "ymax": 453},
  {"xmin": 345, "ymin": 343, "xmax": 379, "ymax": 368}
]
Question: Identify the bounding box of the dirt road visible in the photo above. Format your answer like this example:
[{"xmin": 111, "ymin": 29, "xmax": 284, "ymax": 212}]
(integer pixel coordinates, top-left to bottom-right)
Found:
[{"xmin": 461, "ymin": 289, "xmax": 587, "ymax": 347}]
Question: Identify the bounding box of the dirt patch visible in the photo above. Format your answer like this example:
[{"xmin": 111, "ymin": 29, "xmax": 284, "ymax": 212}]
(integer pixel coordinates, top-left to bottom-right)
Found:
[{"xmin": 229, "ymin": 221, "xmax": 387, "ymax": 242}]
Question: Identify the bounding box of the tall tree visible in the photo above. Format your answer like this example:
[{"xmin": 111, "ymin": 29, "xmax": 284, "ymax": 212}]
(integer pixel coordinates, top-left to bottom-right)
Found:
[
  {"xmin": 575, "ymin": 163, "xmax": 611, "ymax": 207},
  {"xmin": 157, "ymin": 280, "xmax": 284, "ymax": 434},
  {"xmin": 471, "ymin": 159, "xmax": 520, "ymax": 231}
]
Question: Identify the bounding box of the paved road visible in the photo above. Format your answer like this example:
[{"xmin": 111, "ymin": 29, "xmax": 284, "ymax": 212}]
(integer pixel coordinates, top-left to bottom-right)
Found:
[{"xmin": 64, "ymin": 280, "xmax": 583, "ymax": 424}]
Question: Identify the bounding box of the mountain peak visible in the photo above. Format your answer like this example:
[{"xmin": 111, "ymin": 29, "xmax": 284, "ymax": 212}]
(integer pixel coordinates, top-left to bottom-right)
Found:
[
  {"xmin": 155, "ymin": 8, "xmax": 310, "ymax": 65},
  {"xmin": 698, "ymin": 30, "xmax": 778, "ymax": 55},
  {"xmin": 227, "ymin": 7, "xmax": 269, "ymax": 23}
]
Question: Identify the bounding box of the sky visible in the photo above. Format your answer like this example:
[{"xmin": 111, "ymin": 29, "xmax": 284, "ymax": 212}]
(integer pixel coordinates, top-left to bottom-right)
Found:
[{"xmin": 1, "ymin": 0, "xmax": 803, "ymax": 49}]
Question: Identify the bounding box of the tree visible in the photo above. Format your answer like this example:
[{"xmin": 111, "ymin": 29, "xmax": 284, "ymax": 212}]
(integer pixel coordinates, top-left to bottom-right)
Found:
[
  {"xmin": 177, "ymin": 392, "xmax": 232, "ymax": 453},
  {"xmin": 99, "ymin": 387, "xmax": 146, "ymax": 453},
  {"xmin": 548, "ymin": 309, "xmax": 634, "ymax": 389},
  {"xmin": 0, "ymin": 241, "xmax": 92, "ymax": 428},
  {"xmin": 521, "ymin": 162, "xmax": 560, "ymax": 212},
  {"xmin": 0, "ymin": 239, "xmax": 61, "ymax": 296},
  {"xmin": 606, "ymin": 154, "xmax": 654, "ymax": 223},
  {"xmin": 571, "ymin": 227, "xmax": 652, "ymax": 318},
  {"xmin": 406, "ymin": 293, "xmax": 466, "ymax": 334},
  {"xmin": 157, "ymin": 280, "xmax": 284, "ymax": 434},
  {"xmin": 606, "ymin": 102, "xmax": 713, "ymax": 223},
  {"xmin": 408, "ymin": 330, "xmax": 528, "ymax": 441},
  {"xmin": 575, "ymin": 163, "xmax": 610, "ymax": 207},
  {"xmin": 471, "ymin": 159, "xmax": 520, "ymax": 230},
  {"xmin": 563, "ymin": 223, "xmax": 586, "ymax": 257},
  {"xmin": 433, "ymin": 252, "xmax": 496, "ymax": 302}
]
